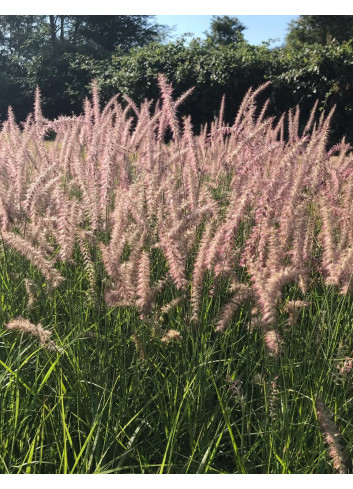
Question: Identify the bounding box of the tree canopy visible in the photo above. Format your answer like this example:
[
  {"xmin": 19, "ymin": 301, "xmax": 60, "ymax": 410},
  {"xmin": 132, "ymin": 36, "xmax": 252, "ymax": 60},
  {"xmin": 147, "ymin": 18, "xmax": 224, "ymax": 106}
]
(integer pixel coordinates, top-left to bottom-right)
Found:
[
  {"xmin": 0, "ymin": 15, "xmax": 168, "ymax": 120},
  {"xmin": 0, "ymin": 15, "xmax": 167, "ymax": 55},
  {"xmin": 286, "ymin": 15, "xmax": 353, "ymax": 47},
  {"xmin": 205, "ymin": 16, "xmax": 246, "ymax": 45}
]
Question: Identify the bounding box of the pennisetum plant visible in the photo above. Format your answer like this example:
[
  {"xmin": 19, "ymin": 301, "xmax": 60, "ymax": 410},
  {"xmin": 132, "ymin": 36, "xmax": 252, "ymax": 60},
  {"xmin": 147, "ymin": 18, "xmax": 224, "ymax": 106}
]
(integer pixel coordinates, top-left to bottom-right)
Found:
[{"xmin": 1, "ymin": 76, "xmax": 353, "ymax": 358}]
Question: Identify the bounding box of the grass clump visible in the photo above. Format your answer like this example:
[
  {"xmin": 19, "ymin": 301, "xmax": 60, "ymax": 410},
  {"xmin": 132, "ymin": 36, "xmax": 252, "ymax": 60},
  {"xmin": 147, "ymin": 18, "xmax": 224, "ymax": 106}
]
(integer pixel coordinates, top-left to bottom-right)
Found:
[{"xmin": 0, "ymin": 78, "xmax": 353, "ymax": 473}]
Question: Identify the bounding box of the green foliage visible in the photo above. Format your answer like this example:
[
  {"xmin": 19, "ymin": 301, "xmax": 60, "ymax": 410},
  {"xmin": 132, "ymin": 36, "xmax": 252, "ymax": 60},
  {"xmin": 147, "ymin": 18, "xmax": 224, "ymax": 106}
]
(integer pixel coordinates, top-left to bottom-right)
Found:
[
  {"xmin": 286, "ymin": 15, "xmax": 353, "ymax": 48},
  {"xmin": 1, "ymin": 248, "xmax": 353, "ymax": 473},
  {"xmin": 73, "ymin": 15, "xmax": 169, "ymax": 52},
  {"xmin": 83, "ymin": 36, "xmax": 353, "ymax": 145},
  {"xmin": 0, "ymin": 15, "xmax": 167, "ymax": 121},
  {"xmin": 269, "ymin": 40, "xmax": 353, "ymax": 141},
  {"xmin": 2, "ymin": 15, "xmax": 353, "ymax": 145},
  {"xmin": 99, "ymin": 38, "xmax": 272, "ymax": 129},
  {"xmin": 205, "ymin": 15, "xmax": 246, "ymax": 46}
]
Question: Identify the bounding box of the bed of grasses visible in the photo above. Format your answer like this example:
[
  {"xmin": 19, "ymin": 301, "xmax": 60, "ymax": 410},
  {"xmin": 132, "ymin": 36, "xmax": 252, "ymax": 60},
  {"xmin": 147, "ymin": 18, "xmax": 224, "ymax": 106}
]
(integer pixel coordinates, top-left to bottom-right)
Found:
[{"xmin": 0, "ymin": 77, "xmax": 353, "ymax": 474}]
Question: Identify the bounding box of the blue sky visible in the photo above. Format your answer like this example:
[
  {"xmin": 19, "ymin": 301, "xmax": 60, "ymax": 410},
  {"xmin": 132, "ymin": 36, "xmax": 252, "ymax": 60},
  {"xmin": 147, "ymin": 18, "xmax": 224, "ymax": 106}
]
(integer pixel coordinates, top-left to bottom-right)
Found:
[
  {"xmin": 8, "ymin": 1, "xmax": 353, "ymax": 16},
  {"xmin": 155, "ymin": 15, "xmax": 299, "ymax": 46}
]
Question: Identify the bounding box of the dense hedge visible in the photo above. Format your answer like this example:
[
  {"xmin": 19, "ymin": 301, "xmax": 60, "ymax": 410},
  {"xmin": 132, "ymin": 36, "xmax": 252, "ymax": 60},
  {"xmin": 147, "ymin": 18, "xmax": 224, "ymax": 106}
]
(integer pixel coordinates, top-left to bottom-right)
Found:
[
  {"xmin": 81, "ymin": 39, "xmax": 273, "ymax": 130},
  {"xmin": 54, "ymin": 38, "xmax": 353, "ymax": 145},
  {"xmin": 2, "ymin": 37, "xmax": 353, "ymax": 145}
]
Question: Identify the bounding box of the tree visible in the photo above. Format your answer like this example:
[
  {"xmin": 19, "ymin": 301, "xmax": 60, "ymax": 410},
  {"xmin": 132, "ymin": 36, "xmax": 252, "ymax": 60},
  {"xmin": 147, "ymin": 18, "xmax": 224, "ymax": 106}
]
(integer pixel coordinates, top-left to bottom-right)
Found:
[
  {"xmin": 205, "ymin": 16, "xmax": 246, "ymax": 46},
  {"xmin": 0, "ymin": 15, "xmax": 169, "ymax": 121},
  {"xmin": 0, "ymin": 16, "xmax": 48, "ymax": 59},
  {"xmin": 72, "ymin": 16, "xmax": 169, "ymax": 53},
  {"xmin": 286, "ymin": 16, "xmax": 353, "ymax": 47},
  {"xmin": 0, "ymin": 15, "xmax": 167, "ymax": 54}
]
